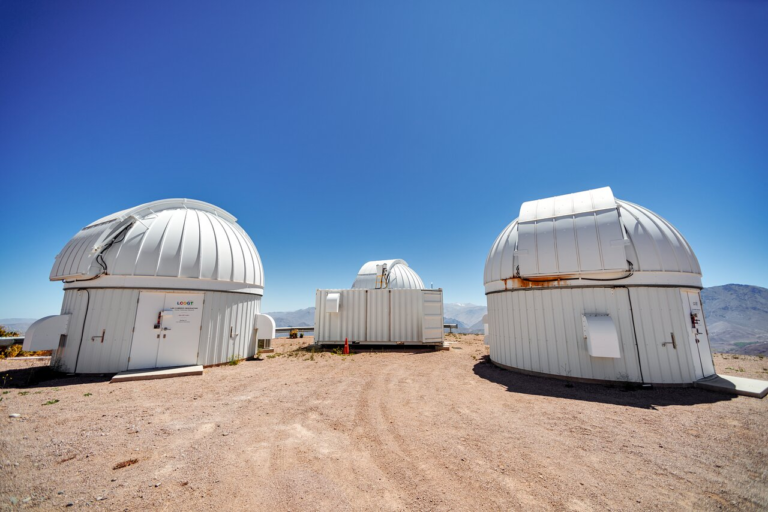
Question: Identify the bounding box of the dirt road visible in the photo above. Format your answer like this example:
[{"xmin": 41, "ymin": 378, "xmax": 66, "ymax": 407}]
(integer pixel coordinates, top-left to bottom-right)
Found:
[{"xmin": 1, "ymin": 336, "xmax": 766, "ymax": 510}]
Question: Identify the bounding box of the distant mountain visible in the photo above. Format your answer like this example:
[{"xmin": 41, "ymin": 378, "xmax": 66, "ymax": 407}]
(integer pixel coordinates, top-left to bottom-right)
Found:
[
  {"xmin": 0, "ymin": 318, "xmax": 37, "ymax": 335},
  {"xmin": 264, "ymin": 307, "xmax": 316, "ymax": 328},
  {"xmin": 443, "ymin": 303, "xmax": 487, "ymax": 329},
  {"xmin": 702, "ymin": 284, "xmax": 768, "ymax": 355}
]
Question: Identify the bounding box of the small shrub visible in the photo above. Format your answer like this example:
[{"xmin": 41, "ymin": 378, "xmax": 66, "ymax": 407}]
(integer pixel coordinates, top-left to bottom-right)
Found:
[
  {"xmin": 227, "ymin": 354, "xmax": 241, "ymax": 366},
  {"xmin": 43, "ymin": 399, "xmax": 59, "ymax": 406},
  {"xmin": 84, "ymin": 393, "xmax": 92, "ymax": 397},
  {"xmin": 18, "ymin": 391, "xmax": 29, "ymax": 396}
]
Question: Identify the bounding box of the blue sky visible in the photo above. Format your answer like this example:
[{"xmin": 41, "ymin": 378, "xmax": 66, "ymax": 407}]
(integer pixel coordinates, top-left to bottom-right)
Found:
[{"xmin": 1, "ymin": 1, "xmax": 766, "ymax": 319}]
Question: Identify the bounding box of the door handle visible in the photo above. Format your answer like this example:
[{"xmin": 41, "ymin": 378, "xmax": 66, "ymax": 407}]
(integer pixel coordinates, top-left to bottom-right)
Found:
[
  {"xmin": 91, "ymin": 329, "xmax": 106, "ymax": 343},
  {"xmin": 661, "ymin": 332, "xmax": 677, "ymax": 349}
]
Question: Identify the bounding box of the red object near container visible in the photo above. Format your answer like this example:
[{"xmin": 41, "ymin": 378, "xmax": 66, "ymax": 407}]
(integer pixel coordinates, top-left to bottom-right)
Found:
[{"xmin": 343, "ymin": 337, "xmax": 349, "ymax": 355}]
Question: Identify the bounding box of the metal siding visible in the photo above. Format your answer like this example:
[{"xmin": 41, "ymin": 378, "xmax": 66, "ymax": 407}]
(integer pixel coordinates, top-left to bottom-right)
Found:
[
  {"xmin": 55, "ymin": 290, "xmax": 88, "ymax": 373},
  {"xmin": 630, "ymin": 287, "xmax": 694, "ymax": 384},
  {"xmin": 487, "ymin": 288, "xmax": 643, "ymax": 382},
  {"xmin": 197, "ymin": 292, "xmax": 260, "ymax": 365},
  {"xmin": 366, "ymin": 289, "xmax": 389, "ymax": 342},
  {"xmin": 316, "ymin": 289, "xmax": 441, "ymax": 344},
  {"xmin": 73, "ymin": 289, "xmax": 139, "ymax": 374}
]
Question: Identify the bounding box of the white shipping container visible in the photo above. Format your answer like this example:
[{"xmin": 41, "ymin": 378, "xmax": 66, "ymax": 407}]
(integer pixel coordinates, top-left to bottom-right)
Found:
[{"xmin": 314, "ymin": 288, "xmax": 444, "ymax": 345}]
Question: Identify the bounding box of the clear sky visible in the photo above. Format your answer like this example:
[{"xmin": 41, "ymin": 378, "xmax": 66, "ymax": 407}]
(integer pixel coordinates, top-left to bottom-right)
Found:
[{"xmin": 1, "ymin": 1, "xmax": 766, "ymax": 319}]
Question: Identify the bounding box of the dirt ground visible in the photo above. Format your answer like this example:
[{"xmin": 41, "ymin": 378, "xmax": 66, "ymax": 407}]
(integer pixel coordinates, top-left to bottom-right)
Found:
[{"xmin": 0, "ymin": 335, "xmax": 766, "ymax": 511}]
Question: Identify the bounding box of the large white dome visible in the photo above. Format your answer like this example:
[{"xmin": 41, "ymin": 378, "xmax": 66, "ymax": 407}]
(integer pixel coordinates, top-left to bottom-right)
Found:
[
  {"xmin": 484, "ymin": 187, "xmax": 701, "ymax": 293},
  {"xmin": 351, "ymin": 259, "xmax": 425, "ymax": 290},
  {"xmin": 50, "ymin": 199, "xmax": 264, "ymax": 294}
]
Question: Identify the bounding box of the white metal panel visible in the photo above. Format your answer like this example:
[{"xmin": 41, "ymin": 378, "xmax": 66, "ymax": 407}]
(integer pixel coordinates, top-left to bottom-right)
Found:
[
  {"xmin": 516, "ymin": 222, "xmax": 537, "ymax": 276},
  {"xmin": 366, "ymin": 289, "xmax": 389, "ymax": 342},
  {"xmin": 179, "ymin": 209, "xmax": 201, "ymax": 278},
  {"xmin": 134, "ymin": 210, "xmax": 173, "ymax": 276},
  {"xmin": 518, "ymin": 187, "xmax": 616, "ymax": 222},
  {"xmin": 618, "ymin": 201, "xmax": 700, "ymax": 274},
  {"xmin": 74, "ymin": 288, "xmax": 140, "ymax": 374},
  {"xmin": 630, "ymin": 287, "xmax": 696, "ymax": 384},
  {"xmin": 255, "ymin": 313, "xmax": 276, "ymax": 340},
  {"xmin": 573, "ymin": 212, "xmax": 604, "ymax": 272},
  {"xmin": 486, "ymin": 287, "xmax": 643, "ymax": 382},
  {"xmin": 316, "ymin": 288, "xmax": 441, "ymax": 345},
  {"xmin": 582, "ymin": 314, "xmax": 621, "ymax": 358},
  {"xmin": 156, "ymin": 209, "xmax": 187, "ymax": 277},
  {"xmin": 485, "ymin": 191, "xmax": 702, "ymax": 291},
  {"xmin": 422, "ymin": 291, "xmax": 444, "ymax": 343},
  {"xmin": 535, "ymin": 219, "xmax": 558, "ymax": 275},
  {"xmin": 53, "ymin": 290, "xmax": 89, "ymax": 373},
  {"xmin": 129, "ymin": 292, "xmax": 166, "ymax": 370},
  {"xmin": 326, "ymin": 292, "xmax": 340, "ymax": 313},
  {"xmin": 22, "ymin": 315, "xmax": 70, "ymax": 351},
  {"xmin": 156, "ymin": 293, "xmax": 204, "ymax": 368},
  {"xmin": 198, "ymin": 292, "xmax": 260, "ymax": 365},
  {"xmin": 48, "ymin": 199, "xmax": 264, "ymax": 292},
  {"xmin": 681, "ymin": 290, "xmax": 716, "ymax": 379}
]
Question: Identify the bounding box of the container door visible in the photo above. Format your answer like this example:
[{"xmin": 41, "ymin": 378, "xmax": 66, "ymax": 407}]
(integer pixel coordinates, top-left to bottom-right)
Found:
[
  {"xmin": 156, "ymin": 293, "xmax": 204, "ymax": 368},
  {"xmin": 128, "ymin": 292, "xmax": 166, "ymax": 370},
  {"xmin": 422, "ymin": 291, "xmax": 444, "ymax": 344},
  {"xmin": 681, "ymin": 290, "xmax": 716, "ymax": 379}
]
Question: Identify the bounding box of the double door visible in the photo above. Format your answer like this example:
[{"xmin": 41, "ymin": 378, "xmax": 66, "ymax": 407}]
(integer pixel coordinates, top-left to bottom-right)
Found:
[{"xmin": 128, "ymin": 292, "xmax": 204, "ymax": 370}]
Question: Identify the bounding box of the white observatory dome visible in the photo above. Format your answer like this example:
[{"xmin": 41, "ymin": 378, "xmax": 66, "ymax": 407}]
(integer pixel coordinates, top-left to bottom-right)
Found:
[
  {"xmin": 351, "ymin": 259, "xmax": 425, "ymax": 290},
  {"xmin": 50, "ymin": 199, "xmax": 264, "ymax": 294},
  {"xmin": 484, "ymin": 187, "xmax": 701, "ymax": 293}
]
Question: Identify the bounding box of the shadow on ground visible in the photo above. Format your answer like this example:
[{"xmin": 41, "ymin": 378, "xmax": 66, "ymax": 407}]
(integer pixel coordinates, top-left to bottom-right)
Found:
[
  {"xmin": 0, "ymin": 366, "xmax": 112, "ymax": 389},
  {"xmin": 472, "ymin": 356, "xmax": 735, "ymax": 409}
]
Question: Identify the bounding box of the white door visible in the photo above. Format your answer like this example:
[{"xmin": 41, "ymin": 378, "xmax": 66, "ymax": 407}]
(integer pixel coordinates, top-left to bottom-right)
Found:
[
  {"xmin": 680, "ymin": 290, "xmax": 716, "ymax": 379},
  {"xmin": 156, "ymin": 293, "xmax": 204, "ymax": 368},
  {"xmin": 128, "ymin": 292, "xmax": 166, "ymax": 370},
  {"xmin": 128, "ymin": 292, "xmax": 204, "ymax": 370},
  {"xmin": 422, "ymin": 290, "xmax": 444, "ymax": 344}
]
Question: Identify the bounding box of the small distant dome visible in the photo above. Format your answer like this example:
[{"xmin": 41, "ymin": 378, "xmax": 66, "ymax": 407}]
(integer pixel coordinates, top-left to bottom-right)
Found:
[
  {"xmin": 352, "ymin": 259, "xmax": 425, "ymax": 290},
  {"xmin": 484, "ymin": 187, "xmax": 701, "ymax": 292},
  {"xmin": 50, "ymin": 198, "xmax": 263, "ymax": 294}
]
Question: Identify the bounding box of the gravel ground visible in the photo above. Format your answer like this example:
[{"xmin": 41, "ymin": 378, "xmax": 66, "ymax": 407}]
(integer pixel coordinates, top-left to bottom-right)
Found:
[{"xmin": 0, "ymin": 335, "xmax": 766, "ymax": 511}]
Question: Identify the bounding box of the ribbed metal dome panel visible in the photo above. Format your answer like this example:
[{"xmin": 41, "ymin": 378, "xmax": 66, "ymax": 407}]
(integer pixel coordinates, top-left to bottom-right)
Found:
[
  {"xmin": 351, "ymin": 259, "xmax": 425, "ymax": 290},
  {"xmin": 484, "ymin": 189, "xmax": 701, "ymax": 289},
  {"xmin": 50, "ymin": 199, "xmax": 263, "ymax": 289}
]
